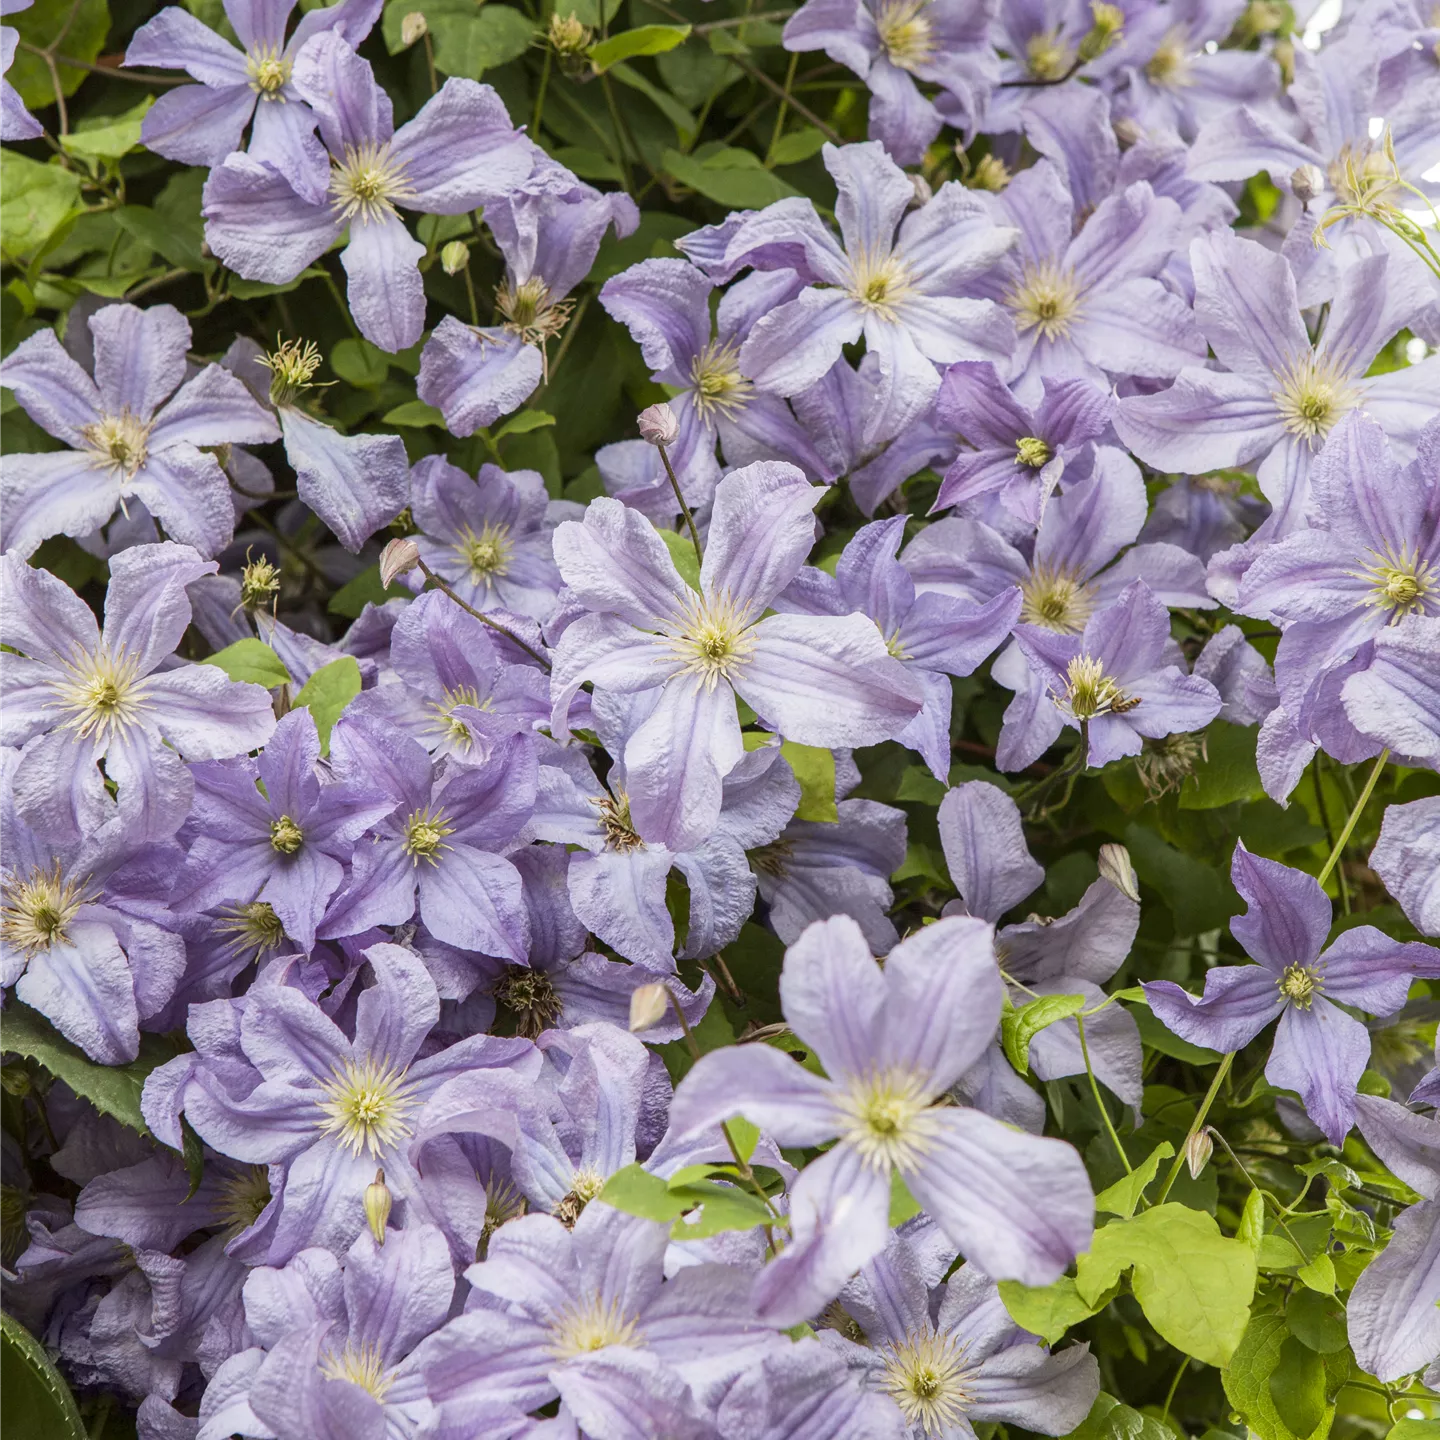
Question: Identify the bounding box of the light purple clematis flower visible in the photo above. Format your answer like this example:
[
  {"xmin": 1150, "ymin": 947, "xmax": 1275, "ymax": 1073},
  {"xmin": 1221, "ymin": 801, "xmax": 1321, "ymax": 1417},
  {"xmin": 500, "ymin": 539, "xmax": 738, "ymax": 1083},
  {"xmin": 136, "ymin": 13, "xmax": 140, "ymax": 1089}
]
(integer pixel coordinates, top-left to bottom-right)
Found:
[
  {"xmin": 0, "ymin": 304, "xmax": 280, "ymax": 560},
  {"xmin": 600, "ymin": 258, "xmax": 833, "ymax": 509},
  {"xmin": 146, "ymin": 941, "xmax": 540, "ymax": 1263},
  {"xmin": 1146, "ymin": 845, "xmax": 1440, "ymax": 1145},
  {"xmin": 0, "ymin": 543, "xmax": 278, "ymax": 843},
  {"xmin": 401, "ymin": 456, "xmax": 565, "ymax": 622},
  {"xmin": 169, "ymin": 708, "xmax": 395, "ymax": 953},
  {"xmin": 999, "ymin": 580, "xmax": 1223, "ymax": 772},
  {"xmin": 2, "ymin": 0, "xmax": 42, "ymax": 139},
  {"xmin": 716, "ymin": 142, "xmax": 1018, "ymax": 438},
  {"xmin": 781, "ymin": 0, "xmax": 998, "ymax": 165},
  {"xmin": 202, "ymin": 33, "xmax": 534, "ymax": 353},
  {"xmin": 1115, "ymin": 234, "xmax": 1440, "ymax": 541},
  {"xmin": 1340, "ymin": 612, "xmax": 1440, "ymax": 765},
  {"xmin": 319, "ymin": 715, "xmax": 534, "ymax": 962},
  {"xmin": 1372, "ymin": 796, "xmax": 1440, "ymax": 939},
  {"xmin": 670, "ymin": 914, "xmax": 1096, "ymax": 1327},
  {"xmin": 775, "ymin": 515, "xmax": 1022, "ymax": 780},
  {"xmin": 822, "ymin": 1223, "xmax": 1100, "ymax": 1439},
  {"xmin": 550, "ymin": 461, "xmax": 923, "ymax": 852},
  {"xmin": 419, "ymin": 169, "xmax": 637, "ymax": 436},
  {"xmin": 124, "ymin": 0, "xmax": 378, "ymax": 189}
]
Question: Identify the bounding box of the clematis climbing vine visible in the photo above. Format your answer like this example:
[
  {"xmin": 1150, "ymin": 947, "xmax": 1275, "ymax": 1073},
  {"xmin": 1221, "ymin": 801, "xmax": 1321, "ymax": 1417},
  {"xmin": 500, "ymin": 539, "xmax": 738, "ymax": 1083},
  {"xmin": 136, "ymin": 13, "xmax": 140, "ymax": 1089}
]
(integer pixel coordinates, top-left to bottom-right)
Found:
[{"xmin": 2, "ymin": 1, "xmax": 1440, "ymax": 1437}]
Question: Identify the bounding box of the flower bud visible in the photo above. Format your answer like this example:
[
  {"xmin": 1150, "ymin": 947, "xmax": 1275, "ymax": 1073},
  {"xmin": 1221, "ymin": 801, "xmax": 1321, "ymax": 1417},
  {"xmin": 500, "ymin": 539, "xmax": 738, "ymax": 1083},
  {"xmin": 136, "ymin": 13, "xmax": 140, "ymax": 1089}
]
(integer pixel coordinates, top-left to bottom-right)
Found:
[
  {"xmin": 1097, "ymin": 843, "xmax": 1141, "ymax": 903},
  {"xmin": 637, "ymin": 402, "xmax": 680, "ymax": 448},
  {"xmin": 1078, "ymin": 1, "xmax": 1124, "ymax": 62},
  {"xmin": 548, "ymin": 11, "xmax": 591, "ymax": 54},
  {"xmin": 1112, "ymin": 117, "xmax": 1146, "ymax": 149},
  {"xmin": 379, "ymin": 537, "xmax": 421, "ymax": 589},
  {"xmin": 440, "ymin": 240, "xmax": 470, "ymax": 276},
  {"xmin": 1290, "ymin": 163, "xmax": 1324, "ymax": 205},
  {"xmin": 908, "ymin": 173, "xmax": 933, "ymax": 208},
  {"xmin": 629, "ymin": 982, "xmax": 670, "ymax": 1033},
  {"xmin": 400, "ymin": 10, "xmax": 427, "ymax": 44},
  {"xmin": 1185, "ymin": 1127, "xmax": 1214, "ymax": 1180},
  {"xmin": 364, "ymin": 1169, "xmax": 393, "ymax": 1244}
]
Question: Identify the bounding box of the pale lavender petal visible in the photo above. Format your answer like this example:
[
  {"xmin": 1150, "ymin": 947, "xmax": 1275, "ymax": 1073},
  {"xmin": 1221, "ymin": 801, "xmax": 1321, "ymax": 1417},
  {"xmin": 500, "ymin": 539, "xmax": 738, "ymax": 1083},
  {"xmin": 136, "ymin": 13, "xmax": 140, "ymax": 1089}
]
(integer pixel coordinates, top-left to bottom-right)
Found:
[
  {"xmin": 137, "ymin": 81, "xmax": 255, "ymax": 167},
  {"xmin": 416, "ymin": 319, "xmax": 542, "ymax": 438},
  {"xmin": 0, "ymin": 327, "xmax": 103, "ymax": 444},
  {"xmin": 389, "ymin": 79, "xmax": 531, "ymax": 212},
  {"xmin": 1143, "ymin": 967, "xmax": 1283, "ymax": 1052},
  {"xmin": 937, "ymin": 781, "xmax": 1043, "ymax": 924},
  {"xmin": 279, "ymin": 409, "xmax": 409, "ymax": 552},
  {"xmin": 1372, "ymin": 796, "xmax": 1440, "ymax": 937},
  {"xmin": 779, "ymin": 915, "xmax": 887, "ymax": 1081},
  {"xmin": 701, "ymin": 461, "xmax": 821, "ymax": 613},
  {"xmin": 668, "ymin": 1044, "xmax": 839, "ymax": 1147},
  {"xmin": 203, "ymin": 154, "xmax": 341, "ymax": 284},
  {"xmin": 342, "ymin": 213, "xmax": 426, "ymax": 354},
  {"xmin": 1265, "ymin": 998, "xmax": 1370, "ymax": 1145},
  {"xmin": 1348, "ymin": 1198, "xmax": 1440, "ymax": 1383}
]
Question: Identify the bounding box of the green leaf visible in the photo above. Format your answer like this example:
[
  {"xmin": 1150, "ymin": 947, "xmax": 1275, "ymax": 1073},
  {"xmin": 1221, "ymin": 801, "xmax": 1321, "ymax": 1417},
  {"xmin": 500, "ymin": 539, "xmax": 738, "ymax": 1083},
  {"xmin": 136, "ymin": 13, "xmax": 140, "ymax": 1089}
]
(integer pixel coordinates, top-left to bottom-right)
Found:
[
  {"xmin": 228, "ymin": 268, "xmax": 327, "ymax": 299},
  {"xmin": 1123, "ymin": 823, "xmax": 1235, "ymax": 937},
  {"xmin": 1065, "ymin": 1392, "xmax": 1174, "ymax": 1440},
  {"xmin": 724, "ymin": 1117, "xmax": 759, "ymax": 1164},
  {"xmin": 1095, "ymin": 1142, "xmax": 1174, "ymax": 1220},
  {"xmin": 781, "ymin": 741, "xmax": 837, "ymax": 822},
  {"xmin": 494, "ymin": 409, "xmax": 557, "ymax": 440},
  {"xmin": 1294, "ymin": 1249, "xmax": 1335, "ymax": 1294},
  {"xmin": 293, "ymin": 657, "xmax": 363, "ymax": 753},
  {"xmin": 1387, "ymin": 1424, "xmax": 1440, "ymax": 1440},
  {"xmin": 201, "ymin": 638, "xmax": 292, "ymax": 689},
  {"xmin": 383, "ymin": 0, "xmax": 535, "ymax": 76},
  {"xmin": 769, "ymin": 126, "xmax": 827, "ymax": 165},
  {"xmin": 598, "ymin": 1163, "xmax": 687, "ymax": 1222},
  {"xmin": 0, "ymin": 153, "xmax": 83, "ymax": 260},
  {"xmin": 1001, "ymin": 993, "xmax": 1086, "ymax": 1074},
  {"xmin": 1268, "ymin": 1337, "xmax": 1326, "ymax": 1438},
  {"xmin": 1238, "ymin": 1188, "xmax": 1266, "ymax": 1253},
  {"xmin": 1178, "ymin": 722, "xmax": 1264, "ymax": 810},
  {"xmin": 115, "ymin": 186, "xmax": 211, "ymax": 275},
  {"xmin": 607, "ymin": 61, "xmax": 697, "ymax": 139},
  {"xmin": 1076, "ymin": 1204, "xmax": 1258, "ymax": 1366},
  {"xmin": 658, "ymin": 528, "xmax": 702, "ymax": 590},
  {"xmin": 1135, "ymin": 1006, "xmax": 1222, "ymax": 1065},
  {"xmin": 889, "ymin": 1168, "xmax": 921, "ymax": 1226},
  {"xmin": 331, "ymin": 338, "xmax": 390, "ymax": 388},
  {"xmin": 666, "ymin": 1179, "xmax": 773, "ymax": 1239},
  {"xmin": 1, "ymin": 1003, "xmax": 176, "ymax": 1136},
  {"xmin": 663, "ymin": 146, "xmax": 801, "ymax": 209},
  {"xmin": 1225, "ymin": 1314, "xmax": 1334, "ymax": 1440},
  {"xmin": 9, "ymin": 0, "xmax": 110, "ymax": 106},
  {"xmin": 1285, "ymin": 1289, "xmax": 1347, "ymax": 1354},
  {"xmin": 997, "ymin": 1276, "xmax": 1108, "ymax": 1345},
  {"xmin": 329, "ymin": 564, "xmax": 399, "ymax": 619},
  {"xmin": 589, "ymin": 23, "xmax": 691, "ymax": 70},
  {"xmin": 1, "ymin": 1313, "xmax": 86, "ymax": 1440},
  {"xmin": 383, "ymin": 400, "xmax": 446, "ymax": 427},
  {"xmin": 590, "ymin": 210, "xmax": 693, "ymax": 283},
  {"xmin": 60, "ymin": 96, "xmax": 154, "ymax": 160}
]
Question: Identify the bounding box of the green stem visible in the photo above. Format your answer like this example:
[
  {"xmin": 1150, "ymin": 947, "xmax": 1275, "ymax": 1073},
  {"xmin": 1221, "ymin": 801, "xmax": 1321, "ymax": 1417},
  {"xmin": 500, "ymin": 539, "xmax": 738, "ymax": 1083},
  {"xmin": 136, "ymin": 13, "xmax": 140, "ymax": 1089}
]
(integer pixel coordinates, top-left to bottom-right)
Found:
[
  {"xmin": 1156, "ymin": 1052, "xmax": 1234, "ymax": 1204},
  {"xmin": 321, "ymin": 271, "xmax": 362, "ymax": 342},
  {"xmin": 1316, "ymin": 748, "xmax": 1388, "ymax": 887},
  {"xmin": 1076, "ymin": 1013, "xmax": 1131, "ymax": 1173},
  {"xmin": 416, "ymin": 559, "xmax": 552, "ymax": 670},
  {"xmin": 765, "ymin": 51, "xmax": 798, "ymax": 164},
  {"xmin": 531, "ymin": 47, "xmax": 552, "ymax": 136},
  {"xmin": 656, "ymin": 441, "xmax": 703, "ymax": 563},
  {"xmin": 1159, "ymin": 1356, "xmax": 1187, "ymax": 1427},
  {"xmin": 598, "ymin": 71, "xmax": 634, "ymax": 193}
]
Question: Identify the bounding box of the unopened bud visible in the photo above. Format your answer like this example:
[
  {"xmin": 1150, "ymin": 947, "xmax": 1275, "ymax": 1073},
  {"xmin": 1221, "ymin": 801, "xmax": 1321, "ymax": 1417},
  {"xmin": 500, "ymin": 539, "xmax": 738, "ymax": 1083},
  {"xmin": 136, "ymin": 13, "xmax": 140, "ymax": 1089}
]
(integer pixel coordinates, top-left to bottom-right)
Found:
[
  {"xmin": 1097, "ymin": 843, "xmax": 1140, "ymax": 903},
  {"xmin": 1112, "ymin": 117, "xmax": 1146, "ymax": 148},
  {"xmin": 548, "ymin": 11, "xmax": 591, "ymax": 54},
  {"xmin": 908, "ymin": 173, "xmax": 933, "ymax": 208},
  {"xmin": 1234, "ymin": 0, "xmax": 1284, "ymax": 43},
  {"xmin": 1290, "ymin": 163, "xmax": 1324, "ymax": 205},
  {"xmin": 629, "ymin": 982, "xmax": 670, "ymax": 1034},
  {"xmin": 637, "ymin": 402, "xmax": 680, "ymax": 448},
  {"xmin": 1078, "ymin": 1, "xmax": 1124, "ymax": 62},
  {"xmin": 440, "ymin": 240, "xmax": 470, "ymax": 276},
  {"xmin": 964, "ymin": 152, "xmax": 1010, "ymax": 192},
  {"xmin": 400, "ymin": 10, "xmax": 427, "ymax": 44},
  {"xmin": 1185, "ymin": 1127, "xmax": 1214, "ymax": 1180},
  {"xmin": 379, "ymin": 536, "xmax": 421, "ymax": 588},
  {"xmin": 364, "ymin": 1169, "xmax": 393, "ymax": 1244}
]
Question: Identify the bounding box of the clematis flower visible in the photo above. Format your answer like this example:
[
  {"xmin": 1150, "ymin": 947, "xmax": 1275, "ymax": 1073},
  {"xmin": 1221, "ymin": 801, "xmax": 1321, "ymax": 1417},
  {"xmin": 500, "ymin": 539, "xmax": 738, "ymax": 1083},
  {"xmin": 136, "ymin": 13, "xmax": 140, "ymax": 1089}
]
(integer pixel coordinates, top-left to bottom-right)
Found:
[
  {"xmin": 998, "ymin": 580, "xmax": 1223, "ymax": 772},
  {"xmin": 718, "ymin": 142, "xmax": 1018, "ymax": 437},
  {"xmin": 670, "ymin": 914, "xmax": 1095, "ymax": 1327},
  {"xmin": 0, "ymin": 304, "xmax": 280, "ymax": 560},
  {"xmin": 0, "ymin": 543, "xmax": 277, "ymax": 842},
  {"xmin": 125, "ymin": 0, "xmax": 378, "ymax": 191},
  {"xmin": 549, "ymin": 461, "xmax": 922, "ymax": 852},
  {"xmin": 822, "ymin": 1225, "xmax": 1100, "ymax": 1439},
  {"xmin": 775, "ymin": 515, "xmax": 1022, "ymax": 780},
  {"xmin": 169, "ymin": 708, "xmax": 395, "ymax": 953},
  {"xmin": 1146, "ymin": 846, "xmax": 1440, "ymax": 1145},
  {"xmin": 1372, "ymin": 797, "xmax": 1440, "ymax": 938},
  {"xmin": 2, "ymin": 0, "xmax": 41, "ymax": 139},
  {"xmin": 1340, "ymin": 613, "xmax": 1440, "ymax": 765},
  {"xmin": 419, "ymin": 171, "xmax": 637, "ymax": 436},
  {"xmin": 202, "ymin": 32, "xmax": 533, "ymax": 353},
  {"xmin": 599, "ymin": 258, "xmax": 832, "ymax": 507}
]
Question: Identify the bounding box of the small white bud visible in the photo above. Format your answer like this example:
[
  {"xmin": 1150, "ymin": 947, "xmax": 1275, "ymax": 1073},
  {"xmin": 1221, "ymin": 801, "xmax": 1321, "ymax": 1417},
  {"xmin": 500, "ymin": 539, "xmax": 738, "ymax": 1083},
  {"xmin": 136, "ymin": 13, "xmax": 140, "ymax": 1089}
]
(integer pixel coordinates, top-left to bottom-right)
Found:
[
  {"xmin": 1097, "ymin": 843, "xmax": 1141, "ymax": 903},
  {"xmin": 637, "ymin": 402, "xmax": 680, "ymax": 448},
  {"xmin": 628, "ymin": 982, "xmax": 670, "ymax": 1033},
  {"xmin": 1112, "ymin": 116, "xmax": 1146, "ymax": 148},
  {"xmin": 908, "ymin": 173, "xmax": 933, "ymax": 208},
  {"xmin": 1290, "ymin": 163, "xmax": 1324, "ymax": 205},
  {"xmin": 379, "ymin": 537, "xmax": 421, "ymax": 589},
  {"xmin": 440, "ymin": 239, "xmax": 470, "ymax": 276},
  {"xmin": 400, "ymin": 10, "xmax": 428, "ymax": 45},
  {"xmin": 1185, "ymin": 1127, "xmax": 1214, "ymax": 1180},
  {"xmin": 364, "ymin": 1169, "xmax": 393, "ymax": 1244}
]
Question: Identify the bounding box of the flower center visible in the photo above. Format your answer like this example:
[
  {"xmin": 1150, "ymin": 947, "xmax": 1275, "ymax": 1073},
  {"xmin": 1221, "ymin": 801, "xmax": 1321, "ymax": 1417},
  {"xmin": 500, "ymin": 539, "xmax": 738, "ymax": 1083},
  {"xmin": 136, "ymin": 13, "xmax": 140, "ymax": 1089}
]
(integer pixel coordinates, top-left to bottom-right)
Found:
[
  {"xmin": 1058, "ymin": 655, "xmax": 1139, "ymax": 721},
  {"xmin": 876, "ymin": 0, "xmax": 935, "ymax": 70},
  {"xmin": 246, "ymin": 44, "xmax": 290, "ymax": 97},
  {"xmin": 836, "ymin": 1068, "xmax": 940, "ymax": 1172},
  {"xmin": 1355, "ymin": 542, "xmax": 1436, "ymax": 619},
  {"xmin": 239, "ymin": 551, "xmax": 282, "ymax": 612},
  {"xmin": 1, "ymin": 861, "xmax": 90, "ymax": 957},
  {"xmin": 1026, "ymin": 31, "xmax": 1074, "ymax": 80},
  {"xmin": 847, "ymin": 250, "xmax": 914, "ymax": 320},
  {"xmin": 879, "ymin": 1329, "xmax": 977, "ymax": 1434},
  {"xmin": 215, "ymin": 900, "xmax": 288, "ymax": 957},
  {"xmin": 1007, "ymin": 260, "xmax": 1085, "ymax": 342},
  {"xmin": 554, "ymin": 1164, "xmax": 606, "ymax": 1227},
  {"xmin": 1271, "ymin": 353, "xmax": 1360, "ymax": 443},
  {"xmin": 82, "ymin": 411, "xmax": 150, "ymax": 479},
  {"xmin": 401, "ymin": 806, "xmax": 453, "ymax": 866},
  {"xmin": 429, "ymin": 684, "xmax": 489, "ymax": 749},
  {"xmin": 690, "ymin": 339, "xmax": 753, "ymax": 420},
  {"xmin": 260, "ymin": 338, "xmax": 324, "ymax": 407},
  {"xmin": 1015, "ymin": 435, "xmax": 1051, "ymax": 469},
  {"xmin": 216, "ymin": 1165, "xmax": 272, "ymax": 1234},
  {"xmin": 455, "ymin": 522, "xmax": 513, "ymax": 586},
  {"xmin": 56, "ymin": 648, "xmax": 149, "ymax": 743},
  {"xmin": 1144, "ymin": 27, "xmax": 1193, "ymax": 87},
  {"xmin": 663, "ymin": 590, "xmax": 759, "ymax": 691},
  {"xmin": 497, "ymin": 277, "xmax": 573, "ymax": 347},
  {"xmin": 749, "ymin": 839, "xmax": 793, "ymax": 878},
  {"xmin": 593, "ymin": 791, "xmax": 646, "ymax": 852},
  {"xmin": 549, "ymin": 1294, "xmax": 640, "ymax": 1358},
  {"xmin": 1020, "ymin": 565, "xmax": 1094, "ymax": 633},
  {"xmin": 1277, "ymin": 963, "xmax": 1322, "ymax": 1009},
  {"xmin": 269, "ymin": 814, "xmax": 305, "ymax": 854},
  {"xmin": 318, "ymin": 1341, "xmax": 394, "ymax": 1402},
  {"xmin": 316, "ymin": 1057, "xmax": 417, "ymax": 1157},
  {"xmin": 329, "ymin": 141, "xmax": 416, "ymax": 225},
  {"xmin": 494, "ymin": 966, "xmax": 563, "ymax": 1039}
]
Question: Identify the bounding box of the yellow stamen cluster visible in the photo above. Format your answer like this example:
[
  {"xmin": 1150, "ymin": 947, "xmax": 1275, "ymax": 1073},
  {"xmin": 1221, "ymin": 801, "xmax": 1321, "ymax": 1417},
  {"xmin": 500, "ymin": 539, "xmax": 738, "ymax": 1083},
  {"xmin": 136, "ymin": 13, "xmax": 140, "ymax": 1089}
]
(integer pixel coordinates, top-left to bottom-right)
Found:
[
  {"xmin": 497, "ymin": 277, "xmax": 574, "ymax": 349},
  {"xmin": 1058, "ymin": 655, "xmax": 1137, "ymax": 721},
  {"xmin": 594, "ymin": 791, "xmax": 647, "ymax": 852},
  {"xmin": 318, "ymin": 1341, "xmax": 394, "ymax": 1401},
  {"xmin": 1026, "ymin": 30, "xmax": 1074, "ymax": 81},
  {"xmin": 455, "ymin": 521, "xmax": 514, "ymax": 586},
  {"xmin": 1020, "ymin": 565, "xmax": 1094, "ymax": 634},
  {"xmin": 329, "ymin": 141, "xmax": 416, "ymax": 225},
  {"xmin": 1355, "ymin": 542, "xmax": 1436, "ymax": 619},
  {"xmin": 55, "ymin": 649, "xmax": 150, "ymax": 744},
  {"xmin": 663, "ymin": 591, "xmax": 759, "ymax": 690},
  {"xmin": 1144, "ymin": 27, "xmax": 1193, "ymax": 88},
  {"xmin": 260, "ymin": 338, "xmax": 325, "ymax": 407},
  {"xmin": 239, "ymin": 551, "xmax": 283, "ymax": 613},
  {"xmin": 246, "ymin": 44, "xmax": 290, "ymax": 97},
  {"xmin": 216, "ymin": 1165, "xmax": 273, "ymax": 1235},
  {"xmin": 82, "ymin": 411, "xmax": 151, "ymax": 479},
  {"xmin": 215, "ymin": 900, "xmax": 288, "ymax": 958},
  {"xmin": 554, "ymin": 1164, "xmax": 607, "ymax": 1226},
  {"xmin": 1278, "ymin": 963, "xmax": 1322, "ymax": 1009},
  {"xmin": 875, "ymin": 0, "xmax": 936, "ymax": 71},
  {"xmin": 269, "ymin": 814, "xmax": 305, "ymax": 854},
  {"xmin": 835, "ymin": 1068, "xmax": 940, "ymax": 1172},
  {"xmin": 316, "ymin": 1056, "xmax": 417, "ymax": 1156},
  {"xmin": 401, "ymin": 806, "xmax": 454, "ymax": 865},
  {"xmin": 1, "ymin": 861, "xmax": 91, "ymax": 957},
  {"xmin": 847, "ymin": 250, "xmax": 915, "ymax": 321},
  {"xmin": 549, "ymin": 1293, "xmax": 640, "ymax": 1358},
  {"xmin": 879, "ymin": 1329, "xmax": 977, "ymax": 1434},
  {"xmin": 1007, "ymin": 260, "xmax": 1085, "ymax": 342},
  {"xmin": 428, "ymin": 684, "xmax": 490, "ymax": 750},
  {"xmin": 1271, "ymin": 352, "xmax": 1360, "ymax": 443},
  {"xmin": 1015, "ymin": 435, "xmax": 1051, "ymax": 469},
  {"xmin": 690, "ymin": 339, "xmax": 753, "ymax": 421}
]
